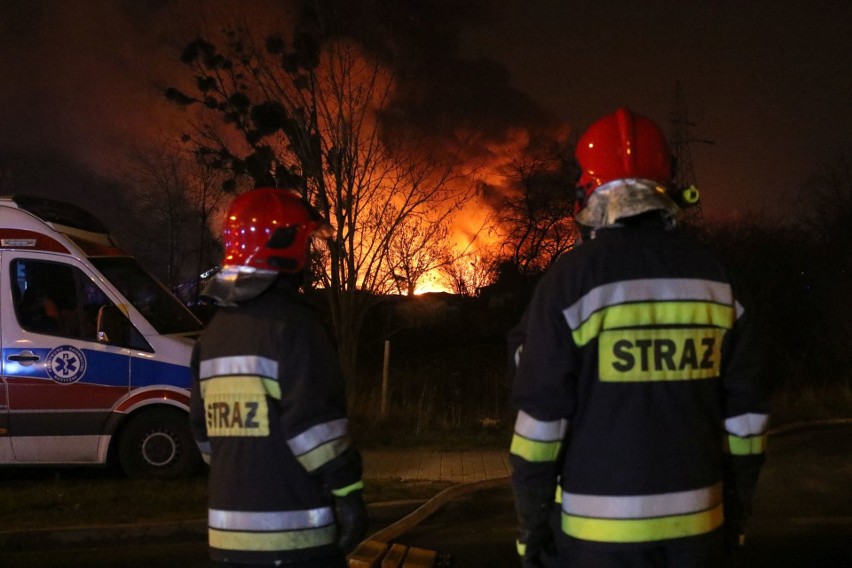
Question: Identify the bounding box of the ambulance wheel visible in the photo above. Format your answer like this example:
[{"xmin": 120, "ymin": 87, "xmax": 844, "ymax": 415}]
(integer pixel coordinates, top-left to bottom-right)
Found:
[{"xmin": 118, "ymin": 407, "xmax": 201, "ymax": 478}]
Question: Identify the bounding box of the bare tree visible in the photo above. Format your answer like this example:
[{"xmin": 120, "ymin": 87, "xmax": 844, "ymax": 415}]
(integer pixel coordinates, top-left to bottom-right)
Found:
[
  {"xmin": 440, "ymin": 252, "xmax": 498, "ymax": 297},
  {"xmin": 384, "ymin": 213, "xmax": 453, "ymax": 296},
  {"xmin": 497, "ymin": 139, "xmax": 579, "ymax": 275},
  {"xmin": 166, "ymin": 11, "xmax": 471, "ymax": 377},
  {"xmin": 124, "ymin": 140, "xmax": 229, "ymax": 298},
  {"xmin": 797, "ymin": 146, "xmax": 852, "ymax": 248}
]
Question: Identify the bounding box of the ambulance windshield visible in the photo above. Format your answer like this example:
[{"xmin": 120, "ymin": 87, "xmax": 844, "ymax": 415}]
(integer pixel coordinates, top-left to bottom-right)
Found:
[{"xmin": 90, "ymin": 257, "xmax": 203, "ymax": 335}]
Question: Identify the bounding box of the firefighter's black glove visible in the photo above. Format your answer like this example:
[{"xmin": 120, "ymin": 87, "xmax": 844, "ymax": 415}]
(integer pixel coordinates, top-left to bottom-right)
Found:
[
  {"xmin": 514, "ymin": 486, "xmax": 555, "ymax": 568},
  {"xmin": 724, "ymin": 517, "xmax": 747, "ymax": 553},
  {"xmin": 335, "ymin": 490, "xmax": 369, "ymax": 554},
  {"xmin": 723, "ymin": 484, "xmax": 749, "ymax": 555}
]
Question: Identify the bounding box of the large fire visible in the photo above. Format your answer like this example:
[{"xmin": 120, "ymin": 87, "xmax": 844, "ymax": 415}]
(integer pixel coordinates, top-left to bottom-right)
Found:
[{"xmin": 177, "ymin": 25, "xmax": 571, "ymax": 298}]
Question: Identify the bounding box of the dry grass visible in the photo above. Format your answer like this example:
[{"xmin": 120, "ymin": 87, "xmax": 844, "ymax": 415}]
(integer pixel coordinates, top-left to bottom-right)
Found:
[{"xmin": 0, "ymin": 470, "xmax": 207, "ymax": 531}]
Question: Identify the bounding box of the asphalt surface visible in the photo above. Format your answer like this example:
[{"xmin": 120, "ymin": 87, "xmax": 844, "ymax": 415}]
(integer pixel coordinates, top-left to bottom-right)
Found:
[
  {"xmin": 395, "ymin": 422, "xmax": 852, "ymax": 568},
  {"xmin": 0, "ymin": 500, "xmax": 424, "ymax": 568},
  {"xmin": 0, "ymin": 422, "xmax": 850, "ymax": 567}
]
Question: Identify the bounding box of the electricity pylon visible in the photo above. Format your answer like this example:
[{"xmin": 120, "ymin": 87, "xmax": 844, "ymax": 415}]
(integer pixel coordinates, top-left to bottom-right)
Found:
[{"xmin": 669, "ymin": 81, "xmax": 713, "ymax": 225}]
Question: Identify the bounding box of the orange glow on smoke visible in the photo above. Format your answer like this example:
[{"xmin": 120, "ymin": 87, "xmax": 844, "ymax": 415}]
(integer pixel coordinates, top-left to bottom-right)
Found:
[{"xmin": 194, "ymin": 35, "xmax": 569, "ymax": 296}]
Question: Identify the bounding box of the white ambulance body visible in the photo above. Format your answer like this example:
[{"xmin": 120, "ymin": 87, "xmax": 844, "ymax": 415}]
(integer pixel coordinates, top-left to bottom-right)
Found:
[{"xmin": 0, "ymin": 195, "xmax": 203, "ymax": 477}]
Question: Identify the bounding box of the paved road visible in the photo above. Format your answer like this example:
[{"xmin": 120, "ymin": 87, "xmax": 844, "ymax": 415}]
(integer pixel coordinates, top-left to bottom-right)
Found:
[
  {"xmin": 398, "ymin": 485, "xmax": 851, "ymax": 568},
  {"xmin": 394, "ymin": 423, "xmax": 852, "ymax": 568},
  {"xmin": 362, "ymin": 449, "xmax": 511, "ymax": 483},
  {"xmin": 1, "ymin": 423, "xmax": 849, "ymax": 567}
]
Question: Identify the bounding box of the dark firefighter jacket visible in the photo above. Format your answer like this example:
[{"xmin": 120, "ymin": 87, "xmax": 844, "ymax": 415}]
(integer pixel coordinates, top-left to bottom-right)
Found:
[
  {"xmin": 190, "ymin": 281, "xmax": 363, "ymax": 565},
  {"xmin": 509, "ymin": 216, "xmax": 769, "ymax": 550}
]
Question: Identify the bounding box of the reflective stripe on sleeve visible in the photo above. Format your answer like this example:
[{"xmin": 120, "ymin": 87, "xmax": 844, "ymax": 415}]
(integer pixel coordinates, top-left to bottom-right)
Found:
[
  {"xmin": 514, "ymin": 410, "xmax": 568, "ymax": 441},
  {"xmin": 723, "ymin": 413, "xmax": 769, "ymax": 456},
  {"xmin": 510, "ymin": 411, "xmax": 567, "ymax": 463},
  {"xmin": 561, "ymin": 483, "xmax": 723, "ymax": 543},
  {"xmin": 208, "ymin": 506, "xmax": 336, "ymax": 552},
  {"xmin": 196, "ymin": 440, "xmax": 212, "ymax": 454},
  {"xmin": 196, "ymin": 440, "xmax": 212, "ymax": 464},
  {"xmin": 287, "ymin": 418, "xmax": 351, "ymax": 472},
  {"xmin": 331, "ymin": 480, "xmax": 364, "ymax": 497},
  {"xmin": 725, "ymin": 413, "xmax": 769, "ymax": 437},
  {"xmin": 510, "ymin": 436, "xmax": 562, "ymax": 463},
  {"xmin": 724, "ymin": 434, "xmax": 768, "ymax": 455}
]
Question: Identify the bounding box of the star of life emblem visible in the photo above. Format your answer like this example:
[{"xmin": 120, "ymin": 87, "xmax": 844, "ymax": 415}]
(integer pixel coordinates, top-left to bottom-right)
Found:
[{"xmin": 45, "ymin": 345, "xmax": 87, "ymax": 384}]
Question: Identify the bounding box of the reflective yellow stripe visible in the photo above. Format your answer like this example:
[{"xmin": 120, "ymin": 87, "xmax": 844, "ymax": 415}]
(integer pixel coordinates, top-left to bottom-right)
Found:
[
  {"xmin": 295, "ymin": 436, "xmax": 351, "ymax": 472},
  {"xmin": 287, "ymin": 418, "xmax": 349, "ymax": 455},
  {"xmin": 332, "ymin": 480, "xmax": 364, "ymax": 497},
  {"xmin": 510, "ymin": 434, "xmax": 562, "ymax": 462},
  {"xmin": 262, "ymin": 378, "xmax": 281, "ymax": 400},
  {"xmin": 200, "ymin": 355, "xmax": 278, "ymax": 380},
  {"xmin": 209, "ymin": 525, "xmax": 336, "ymax": 552},
  {"xmin": 599, "ymin": 327, "xmax": 725, "ymax": 382},
  {"xmin": 562, "ymin": 503, "xmax": 723, "ymax": 543},
  {"xmin": 516, "ymin": 540, "xmax": 526, "ymax": 556},
  {"xmin": 725, "ymin": 434, "xmax": 767, "ymax": 455},
  {"xmin": 200, "ymin": 375, "xmax": 280, "ymax": 400},
  {"xmin": 573, "ymin": 301, "xmax": 735, "ymax": 347},
  {"xmin": 563, "ymin": 279, "xmax": 737, "ymax": 330}
]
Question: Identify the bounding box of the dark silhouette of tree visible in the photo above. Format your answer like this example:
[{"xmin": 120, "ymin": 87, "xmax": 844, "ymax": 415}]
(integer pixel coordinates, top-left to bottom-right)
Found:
[
  {"xmin": 440, "ymin": 253, "xmax": 498, "ymax": 297},
  {"xmin": 385, "ymin": 215, "xmax": 452, "ymax": 296},
  {"xmin": 496, "ymin": 137, "xmax": 579, "ymax": 275},
  {"xmin": 124, "ymin": 140, "xmax": 229, "ymax": 300},
  {"xmin": 165, "ymin": 7, "xmax": 471, "ymax": 377},
  {"xmin": 789, "ymin": 147, "xmax": 852, "ymax": 388}
]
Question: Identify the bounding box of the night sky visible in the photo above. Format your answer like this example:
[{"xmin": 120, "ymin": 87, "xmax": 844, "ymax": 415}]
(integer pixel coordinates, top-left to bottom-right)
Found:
[{"xmin": 1, "ymin": 0, "xmax": 850, "ymax": 223}]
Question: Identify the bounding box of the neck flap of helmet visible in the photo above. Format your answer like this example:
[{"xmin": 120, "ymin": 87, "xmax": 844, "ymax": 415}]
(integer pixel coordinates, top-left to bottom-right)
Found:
[
  {"xmin": 200, "ymin": 266, "xmax": 280, "ymax": 307},
  {"xmin": 575, "ymin": 178, "xmax": 681, "ymax": 230}
]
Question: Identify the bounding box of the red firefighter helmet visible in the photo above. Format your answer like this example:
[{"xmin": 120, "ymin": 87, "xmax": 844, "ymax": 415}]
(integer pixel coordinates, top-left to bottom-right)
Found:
[
  {"xmin": 221, "ymin": 188, "xmax": 330, "ymax": 273},
  {"xmin": 575, "ymin": 108, "xmax": 672, "ymax": 205}
]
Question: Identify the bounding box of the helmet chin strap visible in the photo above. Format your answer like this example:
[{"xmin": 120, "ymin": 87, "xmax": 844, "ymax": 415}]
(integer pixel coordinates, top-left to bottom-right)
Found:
[{"xmin": 200, "ymin": 266, "xmax": 279, "ymax": 306}]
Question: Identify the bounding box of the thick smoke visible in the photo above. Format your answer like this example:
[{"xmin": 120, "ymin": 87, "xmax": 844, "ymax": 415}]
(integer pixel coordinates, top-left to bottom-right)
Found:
[{"xmin": 0, "ymin": 0, "xmax": 565, "ymax": 245}]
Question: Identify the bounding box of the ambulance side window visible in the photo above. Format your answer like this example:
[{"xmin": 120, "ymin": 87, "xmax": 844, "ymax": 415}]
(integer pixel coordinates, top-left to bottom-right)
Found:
[{"xmin": 11, "ymin": 259, "xmax": 150, "ymax": 350}]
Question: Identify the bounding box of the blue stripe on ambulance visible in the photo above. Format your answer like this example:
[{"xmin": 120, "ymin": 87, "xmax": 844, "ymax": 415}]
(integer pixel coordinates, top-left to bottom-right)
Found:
[
  {"xmin": 3, "ymin": 347, "xmax": 190, "ymax": 389},
  {"xmin": 130, "ymin": 356, "xmax": 191, "ymax": 388},
  {"xmin": 3, "ymin": 347, "xmax": 128, "ymax": 386}
]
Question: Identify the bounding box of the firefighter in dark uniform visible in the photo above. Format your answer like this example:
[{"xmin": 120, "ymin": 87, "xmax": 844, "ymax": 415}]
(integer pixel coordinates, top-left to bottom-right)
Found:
[
  {"xmin": 509, "ymin": 108, "xmax": 769, "ymax": 568},
  {"xmin": 191, "ymin": 188, "xmax": 368, "ymax": 568}
]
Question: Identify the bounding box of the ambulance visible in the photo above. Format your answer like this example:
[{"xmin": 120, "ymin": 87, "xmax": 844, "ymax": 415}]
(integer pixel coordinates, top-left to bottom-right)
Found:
[{"xmin": 0, "ymin": 195, "xmax": 203, "ymax": 477}]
